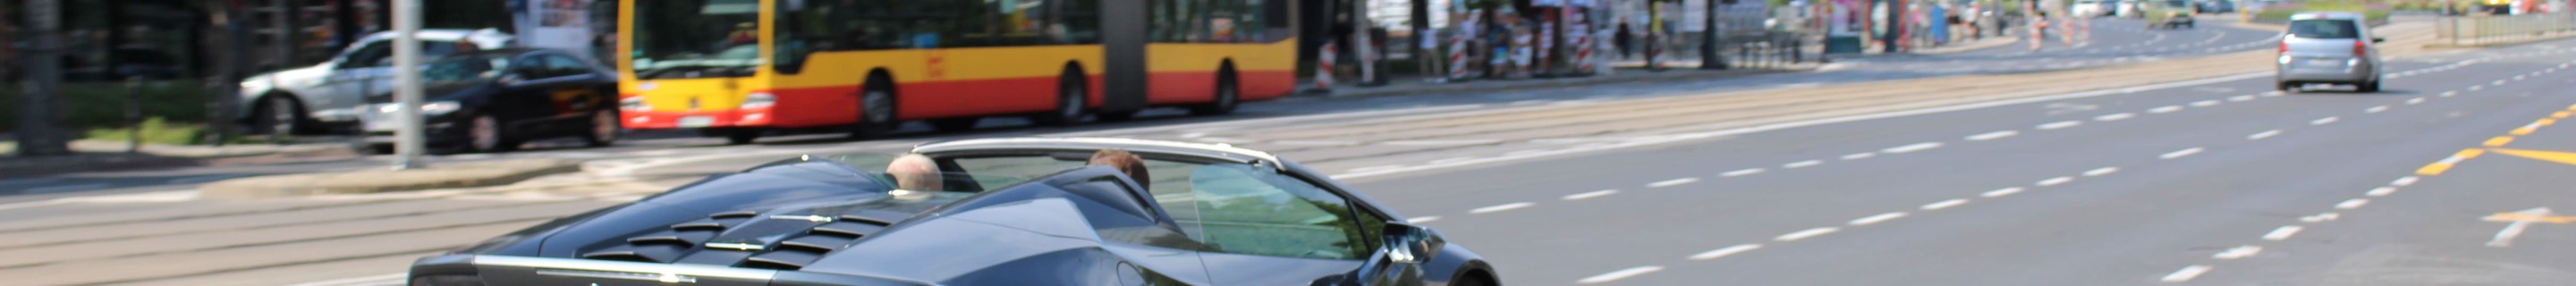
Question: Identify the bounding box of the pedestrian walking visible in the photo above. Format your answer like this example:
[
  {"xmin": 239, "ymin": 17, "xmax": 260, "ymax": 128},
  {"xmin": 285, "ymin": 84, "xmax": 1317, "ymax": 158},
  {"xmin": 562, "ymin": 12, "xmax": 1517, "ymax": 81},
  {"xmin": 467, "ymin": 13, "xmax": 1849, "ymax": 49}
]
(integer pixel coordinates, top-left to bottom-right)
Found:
[{"xmin": 1616, "ymin": 22, "xmax": 1635, "ymax": 59}]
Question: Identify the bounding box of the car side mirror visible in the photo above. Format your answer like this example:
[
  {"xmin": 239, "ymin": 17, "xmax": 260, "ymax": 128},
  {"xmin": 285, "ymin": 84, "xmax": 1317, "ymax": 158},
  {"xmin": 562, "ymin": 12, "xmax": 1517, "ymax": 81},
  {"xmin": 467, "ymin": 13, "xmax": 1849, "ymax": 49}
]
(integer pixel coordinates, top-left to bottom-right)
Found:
[
  {"xmin": 1382, "ymin": 223, "xmax": 1445, "ymax": 264},
  {"xmin": 2371, "ymin": 38, "xmax": 2385, "ymax": 43}
]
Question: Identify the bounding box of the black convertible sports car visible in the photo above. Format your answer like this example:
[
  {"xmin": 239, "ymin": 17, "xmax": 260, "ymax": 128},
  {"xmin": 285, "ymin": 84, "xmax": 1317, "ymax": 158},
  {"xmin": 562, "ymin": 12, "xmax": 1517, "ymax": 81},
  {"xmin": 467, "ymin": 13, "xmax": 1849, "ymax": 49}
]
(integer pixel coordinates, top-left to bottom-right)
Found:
[{"xmin": 409, "ymin": 138, "xmax": 1498, "ymax": 285}]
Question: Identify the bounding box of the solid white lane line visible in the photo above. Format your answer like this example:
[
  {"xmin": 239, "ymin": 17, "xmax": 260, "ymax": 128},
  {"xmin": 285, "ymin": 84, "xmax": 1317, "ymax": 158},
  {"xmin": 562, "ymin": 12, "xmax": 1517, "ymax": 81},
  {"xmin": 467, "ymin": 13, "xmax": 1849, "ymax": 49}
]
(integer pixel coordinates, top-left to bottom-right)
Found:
[
  {"xmin": 2038, "ymin": 176, "xmax": 2075, "ymax": 187},
  {"xmin": 2366, "ymin": 105, "xmax": 2389, "ymax": 114},
  {"xmin": 2091, "ymin": 112, "xmax": 2132, "ymax": 121},
  {"xmin": 2311, "ymin": 117, "xmax": 2340, "ymax": 125},
  {"xmin": 1850, "ymin": 212, "xmax": 1909, "ymax": 225},
  {"xmin": 2191, "ymin": 100, "xmax": 2222, "ymax": 107},
  {"xmin": 2162, "ymin": 265, "xmax": 2215, "ymax": 282},
  {"xmin": 1470, "ymin": 202, "xmax": 1537, "ymax": 214},
  {"xmin": 1784, "ymin": 160, "xmax": 1825, "ymax": 169},
  {"xmin": 2213, "ymin": 246, "xmax": 2264, "ymax": 259},
  {"xmin": 2335, "ymin": 198, "xmax": 2369, "ymax": 209},
  {"xmin": 2264, "ymin": 225, "xmax": 2304, "ymax": 240},
  {"xmin": 1648, "ymin": 178, "xmax": 1701, "ymax": 188},
  {"xmin": 2148, "ymin": 105, "xmax": 2185, "ymax": 114},
  {"xmin": 1968, "ymin": 130, "xmax": 2021, "ymax": 141},
  {"xmin": 1723, "ymin": 168, "xmax": 1767, "ymax": 177},
  {"xmin": 2366, "ymin": 187, "xmax": 2397, "ymax": 197},
  {"xmin": 24, "ymin": 183, "xmax": 111, "ymax": 194},
  {"xmin": 2249, "ymin": 130, "xmax": 2282, "ymax": 140},
  {"xmin": 1982, "ymin": 188, "xmax": 2026, "ymax": 198},
  {"xmin": 2229, "ymin": 95, "xmax": 2257, "ymax": 102},
  {"xmin": 1775, "ymin": 227, "xmax": 1842, "ymax": 241},
  {"xmin": 1843, "ymin": 152, "xmax": 1878, "ymax": 160},
  {"xmin": 1884, "ymin": 142, "xmax": 1944, "ymax": 154},
  {"xmin": 2162, "ymin": 147, "xmax": 2205, "ymax": 159},
  {"xmin": 2392, "ymin": 176, "xmax": 2419, "ymax": 186},
  {"xmin": 1407, "ymin": 216, "xmax": 1443, "ymax": 223},
  {"xmin": 1576, "ymin": 266, "xmax": 1665, "ymax": 284},
  {"xmin": 2039, "ymin": 121, "xmax": 2084, "ymax": 130},
  {"xmin": 1688, "ymin": 244, "xmax": 1765, "ymax": 260},
  {"xmin": 1922, "ymin": 199, "xmax": 1970, "ymax": 210},
  {"xmin": 2084, "ymin": 167, "xmax": 2121, "ymax": 177},
  {"xmin": 1563, "ymin": 189, "xmax": 1620, "ymax": 200}
]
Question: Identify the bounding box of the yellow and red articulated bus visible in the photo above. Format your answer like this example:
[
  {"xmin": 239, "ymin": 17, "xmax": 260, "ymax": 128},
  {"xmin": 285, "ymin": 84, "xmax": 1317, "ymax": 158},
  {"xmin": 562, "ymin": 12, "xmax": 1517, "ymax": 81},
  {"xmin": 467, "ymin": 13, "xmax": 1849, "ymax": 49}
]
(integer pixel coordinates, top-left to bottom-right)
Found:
[{"xmin": 618, "ymin": 0, "xmax": 1298, "ymax": 144}]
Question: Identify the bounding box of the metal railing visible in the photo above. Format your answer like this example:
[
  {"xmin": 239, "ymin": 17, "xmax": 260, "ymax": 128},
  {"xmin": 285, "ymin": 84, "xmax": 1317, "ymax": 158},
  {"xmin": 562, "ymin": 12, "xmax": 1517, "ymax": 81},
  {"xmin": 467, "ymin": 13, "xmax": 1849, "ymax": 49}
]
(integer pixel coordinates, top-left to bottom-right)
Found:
[{"xmin": 2437, "ymin": 13, "xmax": 2576, "ymax": 46}]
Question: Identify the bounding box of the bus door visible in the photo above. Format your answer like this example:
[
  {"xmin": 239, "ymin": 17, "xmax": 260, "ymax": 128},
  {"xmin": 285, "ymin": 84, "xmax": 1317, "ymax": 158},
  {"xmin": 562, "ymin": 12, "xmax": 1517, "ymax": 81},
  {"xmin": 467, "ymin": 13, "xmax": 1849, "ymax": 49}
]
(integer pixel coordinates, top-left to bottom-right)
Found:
[{"xmin": 1099, "ymin": 0, "xmax": 1150, "ymax": 114}]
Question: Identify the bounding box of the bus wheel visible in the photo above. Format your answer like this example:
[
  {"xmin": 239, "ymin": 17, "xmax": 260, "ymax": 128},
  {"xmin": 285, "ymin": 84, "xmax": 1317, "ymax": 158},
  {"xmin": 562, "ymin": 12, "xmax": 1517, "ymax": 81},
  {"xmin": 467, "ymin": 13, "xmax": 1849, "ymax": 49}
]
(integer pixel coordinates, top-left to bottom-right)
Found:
[
  {"xmin": 1035, "ymin": 72, "xmax": 1086, "ymax": 127},
  {"xmin": 724, "ymin": 129, "xmax": 762, "ymax": 145},
  {"xmin": 1191, "ymin": 72, "xmax": 1239, "ymax": 116},
  {"xmin": 851, "ymin": 81, "xmax": 899, "ymax": 138}
]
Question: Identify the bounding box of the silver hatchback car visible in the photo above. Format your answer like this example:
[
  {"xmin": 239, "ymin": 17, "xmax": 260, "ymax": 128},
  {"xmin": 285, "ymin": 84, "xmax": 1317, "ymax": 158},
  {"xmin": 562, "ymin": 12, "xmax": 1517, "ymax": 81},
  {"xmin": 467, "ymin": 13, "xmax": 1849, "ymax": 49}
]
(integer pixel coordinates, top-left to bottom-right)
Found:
[{"xmin": 2276, "ymin": 13, "xmax": 2384, "ymax": 92}]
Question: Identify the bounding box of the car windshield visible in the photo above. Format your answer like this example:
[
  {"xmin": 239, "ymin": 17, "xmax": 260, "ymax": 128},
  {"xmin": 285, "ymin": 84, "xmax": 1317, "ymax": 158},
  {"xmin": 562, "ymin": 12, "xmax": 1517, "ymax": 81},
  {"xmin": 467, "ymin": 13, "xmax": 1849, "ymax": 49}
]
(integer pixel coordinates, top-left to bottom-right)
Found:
[
  {"xmin": 2289, "ymin": 20, "xmax": 2360, "ymax": 38},
  {"xmin": 421, "ymin": 55, "xmax": 511, "ymax": 82},
  {"xmin": 630, "ymin": 0, "xmax": 762, "ymax": 80}
]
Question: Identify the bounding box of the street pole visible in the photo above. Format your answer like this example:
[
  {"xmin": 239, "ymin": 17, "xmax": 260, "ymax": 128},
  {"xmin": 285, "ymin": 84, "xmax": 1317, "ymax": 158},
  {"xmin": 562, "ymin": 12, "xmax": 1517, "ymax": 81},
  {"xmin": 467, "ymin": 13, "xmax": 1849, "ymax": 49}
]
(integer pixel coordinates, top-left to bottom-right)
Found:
[
  {"xmin": 16, "ymin": 0, "xmax": 72, "ymax": 156},
  {"xmin": 267, "ymin": 0, "xmax": 292, "ymax": 143},
  {"xmin": 1701, "ymin": 0, "xmax": 1727, "ymax": 70},
  {"xmin": 392, "ymin": 0, "xmax": 428, "ymax": 170}
]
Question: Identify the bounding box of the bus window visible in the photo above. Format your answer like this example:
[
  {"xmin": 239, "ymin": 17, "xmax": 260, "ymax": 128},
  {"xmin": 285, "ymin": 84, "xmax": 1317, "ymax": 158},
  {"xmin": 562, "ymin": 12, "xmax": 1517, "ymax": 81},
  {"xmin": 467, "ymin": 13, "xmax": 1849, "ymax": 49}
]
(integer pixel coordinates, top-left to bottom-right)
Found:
[{"xmin": 631, "ymin": 0, "xmax": 760, "ymax": 80}]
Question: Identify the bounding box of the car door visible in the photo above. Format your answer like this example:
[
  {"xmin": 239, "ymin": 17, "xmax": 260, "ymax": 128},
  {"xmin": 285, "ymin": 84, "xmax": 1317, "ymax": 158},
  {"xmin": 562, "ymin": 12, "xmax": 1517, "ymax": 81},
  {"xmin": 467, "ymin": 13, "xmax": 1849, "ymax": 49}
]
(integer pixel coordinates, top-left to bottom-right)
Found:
[
  {"xmin": 322, "ymin": 41, "xmax": 394, "ymax": 113},
  {"xmin": 1157, "ymin": 163, "xmax": 1385, "ymax": 285},
  {"xmin": 526, "ymin": 54, "xmax": 614, "ymax": 134}
]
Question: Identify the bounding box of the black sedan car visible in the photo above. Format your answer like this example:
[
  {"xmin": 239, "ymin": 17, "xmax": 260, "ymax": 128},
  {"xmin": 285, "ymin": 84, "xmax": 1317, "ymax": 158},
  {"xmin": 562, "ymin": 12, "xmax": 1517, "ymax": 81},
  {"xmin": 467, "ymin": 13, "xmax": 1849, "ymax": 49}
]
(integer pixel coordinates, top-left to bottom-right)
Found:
[
  {"xmin": 410, "ymin": 138, "xmax": 1498, "ymax": 286},
  {"xmin": 359, "ymin": 47, "xmax": 620, "ymax": 153}
]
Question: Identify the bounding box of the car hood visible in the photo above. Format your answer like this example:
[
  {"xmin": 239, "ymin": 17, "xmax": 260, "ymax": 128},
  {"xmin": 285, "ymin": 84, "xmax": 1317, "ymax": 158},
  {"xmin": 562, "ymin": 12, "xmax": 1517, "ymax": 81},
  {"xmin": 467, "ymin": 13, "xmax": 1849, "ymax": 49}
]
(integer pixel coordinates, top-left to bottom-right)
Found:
[{"xmin": 445, "ymin": 159, "xmax": 1190, "ymax": 283}]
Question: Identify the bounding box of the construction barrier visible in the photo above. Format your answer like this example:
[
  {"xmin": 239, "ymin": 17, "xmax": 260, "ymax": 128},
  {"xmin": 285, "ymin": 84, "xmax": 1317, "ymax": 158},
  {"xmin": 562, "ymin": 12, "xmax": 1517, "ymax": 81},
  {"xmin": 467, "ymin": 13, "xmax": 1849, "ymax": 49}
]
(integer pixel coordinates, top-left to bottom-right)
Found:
[{"xmin": 1314, "ymin": 40, "xmax": 1336, "ymax": 91}]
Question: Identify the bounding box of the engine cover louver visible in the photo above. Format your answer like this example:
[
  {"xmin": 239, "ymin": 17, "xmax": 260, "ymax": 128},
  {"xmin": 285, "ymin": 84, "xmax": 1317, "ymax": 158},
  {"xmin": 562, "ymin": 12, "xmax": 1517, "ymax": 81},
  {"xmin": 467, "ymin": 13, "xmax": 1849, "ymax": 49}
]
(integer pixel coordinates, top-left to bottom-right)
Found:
[{"xmin": 576, "ymin": 206, "xmax": 908, "ymax": 271}]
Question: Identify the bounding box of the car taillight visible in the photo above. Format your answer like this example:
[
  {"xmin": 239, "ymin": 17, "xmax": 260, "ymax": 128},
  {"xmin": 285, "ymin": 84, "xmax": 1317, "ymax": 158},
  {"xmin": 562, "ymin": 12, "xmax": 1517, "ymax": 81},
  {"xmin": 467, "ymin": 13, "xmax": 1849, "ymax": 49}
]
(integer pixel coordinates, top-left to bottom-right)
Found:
[
  {"xmin": 2352, "ymin": 39, "xmax": 2367, "ymax": 56},
  {"xmin": 2278, "ymin": 41, "xmax": 2288, "ymax": 54}
]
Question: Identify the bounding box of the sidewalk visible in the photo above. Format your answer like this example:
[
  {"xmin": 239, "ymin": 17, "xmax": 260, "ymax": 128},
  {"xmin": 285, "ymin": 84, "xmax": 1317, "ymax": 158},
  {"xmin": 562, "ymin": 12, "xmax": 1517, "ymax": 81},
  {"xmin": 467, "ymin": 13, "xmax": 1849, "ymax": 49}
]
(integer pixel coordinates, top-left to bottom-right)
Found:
[
  {"xmin": 1301, "ymin": 65, "xmax": 1813, "ymax": 100},
  {"xmin": 0, "ymin": 139, "xmax": 353, "ymax": 178}
]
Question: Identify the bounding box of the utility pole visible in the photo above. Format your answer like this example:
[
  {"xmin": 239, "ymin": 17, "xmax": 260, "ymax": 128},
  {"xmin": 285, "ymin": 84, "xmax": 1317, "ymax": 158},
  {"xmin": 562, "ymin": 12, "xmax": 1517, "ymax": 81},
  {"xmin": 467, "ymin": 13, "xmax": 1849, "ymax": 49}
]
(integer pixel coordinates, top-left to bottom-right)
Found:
[
  {"xmin": 16, "ymin": 0, "xmax": 72, "ymax": 156},
  {"xmin": 1701, "ymin": 0, "xmax": 1729, "ymax": 70},
  {"xmin": 392, "ymin": 0, "xmax": 428, "ymax": 170}
]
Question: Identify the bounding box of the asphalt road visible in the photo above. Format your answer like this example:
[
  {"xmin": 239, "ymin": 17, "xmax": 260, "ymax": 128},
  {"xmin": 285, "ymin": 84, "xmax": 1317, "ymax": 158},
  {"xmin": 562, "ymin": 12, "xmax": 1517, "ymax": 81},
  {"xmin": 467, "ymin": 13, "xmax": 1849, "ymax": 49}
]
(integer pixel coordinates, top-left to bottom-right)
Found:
[{"xmin": 9, "ymin": 16, "xmax": 2576, "ymax": 286}]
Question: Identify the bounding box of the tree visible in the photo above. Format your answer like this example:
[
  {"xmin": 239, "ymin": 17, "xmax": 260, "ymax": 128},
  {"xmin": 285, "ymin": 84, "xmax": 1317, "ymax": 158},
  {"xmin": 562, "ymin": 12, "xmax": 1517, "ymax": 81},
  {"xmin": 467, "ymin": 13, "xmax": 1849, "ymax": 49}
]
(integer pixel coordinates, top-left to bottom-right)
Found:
[{"xmin": 17, "ymin": 0, "xmax": 72, "ymax": 156}]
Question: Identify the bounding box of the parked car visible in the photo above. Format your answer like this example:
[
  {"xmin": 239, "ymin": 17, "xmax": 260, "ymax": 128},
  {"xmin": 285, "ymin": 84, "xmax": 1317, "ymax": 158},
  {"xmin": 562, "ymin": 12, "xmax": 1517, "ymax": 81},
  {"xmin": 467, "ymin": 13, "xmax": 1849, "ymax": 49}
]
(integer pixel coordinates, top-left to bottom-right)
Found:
[
  {"xmin": 2073, "ymin": 0, "xmax": 2111, "ymax": 17},
  {"xmin": 2196, "ymin": 0, "xmax": 2236, "ymax": 13},
  {"xmin": 407, "ymin": 138, "xmax": 1501, "ymax": 286},
  {"xmin": 2148, "ymin": 0, "xmax": 2199, "ymax": 29},
  {"xmin": 237, "ymin": 29, "xmax": 513, "ymax": 136},
  {"xmin": 2276, "ymin": 13, "xmax": 2384, "ymax": 92},
  {"xmin": 355, "ymin": 48, "xmax": 619, "ymax": 154},
  {"xmin": 2116, "ymin": 0, "xmax": 2146, "ymax": 18}
]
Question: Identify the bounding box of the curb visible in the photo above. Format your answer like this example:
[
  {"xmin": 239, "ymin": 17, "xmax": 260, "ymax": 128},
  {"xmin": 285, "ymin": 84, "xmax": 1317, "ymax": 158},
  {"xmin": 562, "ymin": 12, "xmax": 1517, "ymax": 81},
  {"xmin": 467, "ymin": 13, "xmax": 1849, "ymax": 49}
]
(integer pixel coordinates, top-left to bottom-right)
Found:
[
  {"xmin": 199, "ymin": 159, "xmax": 580, "ymax": 199},
  {"xmin": 0, "ymin": 147, "xmax": 356, "ymax": 179},
  {"xmin": 1305, "ymin": 68, "xmax": 1802, "ymax": 100}
]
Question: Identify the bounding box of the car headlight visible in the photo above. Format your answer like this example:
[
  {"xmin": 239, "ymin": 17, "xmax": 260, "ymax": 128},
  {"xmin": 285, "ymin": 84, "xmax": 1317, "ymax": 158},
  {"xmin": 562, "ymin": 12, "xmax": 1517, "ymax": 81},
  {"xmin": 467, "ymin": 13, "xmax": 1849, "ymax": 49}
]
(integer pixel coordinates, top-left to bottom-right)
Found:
[{"xmin": 741, "ymin": 92, "xmax": 775, "ymax": 109}]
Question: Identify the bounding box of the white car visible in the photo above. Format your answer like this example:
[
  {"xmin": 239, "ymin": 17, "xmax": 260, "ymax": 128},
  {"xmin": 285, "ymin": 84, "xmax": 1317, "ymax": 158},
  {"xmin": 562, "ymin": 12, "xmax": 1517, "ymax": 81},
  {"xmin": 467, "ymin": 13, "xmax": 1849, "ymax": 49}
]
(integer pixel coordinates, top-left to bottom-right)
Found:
[
  {"xmin": 2072, "ymin": 0, "xmax": 2109, "ymax": 17},
  {"xmin": 2116, "ymin": 0, "xmax": 2145, "ymax": 18},
  {"xmin": 238, "ymin": 29, "xmax": 513, "ymax": 135}
]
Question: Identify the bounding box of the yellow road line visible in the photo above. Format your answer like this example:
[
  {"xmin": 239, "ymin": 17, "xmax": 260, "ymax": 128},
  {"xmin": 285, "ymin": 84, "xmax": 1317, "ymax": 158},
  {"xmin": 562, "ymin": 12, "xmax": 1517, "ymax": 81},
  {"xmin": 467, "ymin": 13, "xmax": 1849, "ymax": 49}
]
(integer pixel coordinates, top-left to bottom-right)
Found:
[
  {"xmin": 2540, "ymin": 119, "xmax": 2559, "ymax": 127},
  {"xmin": 2485, "ymin": 136, "xmax": 2517, "ymax": 147},
  {"xmin": 2419, "ymin": 149, "xmax": 2487, "ymax": 176},
  {"xmin": 2554, "ymin": 111, "xmax": 2572, "ymax": 119},
  {"xmin": 2418, "ymin": 163, "xmax": 2456, "ymax": 175},
  {"xmin": 2513, "ymin": 126, "xmax": 2538, "ymax": 136}
]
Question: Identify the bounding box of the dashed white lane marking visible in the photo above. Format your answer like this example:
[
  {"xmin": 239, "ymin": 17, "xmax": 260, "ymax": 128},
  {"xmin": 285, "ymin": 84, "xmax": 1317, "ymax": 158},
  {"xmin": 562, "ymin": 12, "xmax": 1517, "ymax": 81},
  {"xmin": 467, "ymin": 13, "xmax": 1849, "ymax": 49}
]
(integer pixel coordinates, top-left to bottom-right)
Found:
[
  {"xmin": 2096, "ymin": 113, "xmax": 2137, "ymax": 122},
  {"xmin": 2148, "ymin": 105, "xmax": 2185, "ymax": 114},
  {"xmin": 2249, "ymin": 130, "xmax": 2283, "ymax": 140},
  {"xmin": 2213, "ymin": 246, "xmax": 2264, "ymax": 259},
  {"xmin": 1406, "ymin": 216, "xmax": 1443, "ymax": 223},
  {"xmin": 2038, "ymin": 121, "xmax": 2085, "ymax": 130},
  {"xmin": 2367, "ymin": 105, "xmax": 2390, "ymax": 114},
  {"xmin": 2084, "ymin": 167, "xmax": 2120, "ymax": 177},
  {"xmin": 1967, "ymin": 130, "xmax": 2021, "ymax": 141},
  {"xmin": 2515, "ymin": 75, "xmax": 2527, "ymax": 80},
  {"xmin": 1723, "ymin": 168, "xmax": 1768, "ymax": 177},
  {"xmin": 2301, "ymin": 213, "xmax": 2343, "ymax": 223},
  {"xmin": 1784, "ymin": 160, "xmax": 1825, "ymax": 169},
  {"xmin": 2366, "ymin": 187, "xmax": 2397, "ymax": 197},
  {"xmin": 1347, "ymin": 164, "xmax": 1407, "ymax": 173},
  {"xmin": 1850, "ymin": 212, "xmax": 1909, "ymax": 225},
  {"xmin": 1470, "ymin": 202, "xmax": 1537, "ymax": 214},
  {"xmin": 1688, "ymin": 244, "xmax": 1764, "ymax": 260},
  {"xmin": 2392, "ymin": 176, "xmax": 2420, "ymax": 186},
  {"xmin": 2162, "ymin": 147, "xmax": 2205, "ymax": 159},
  {"xmin": 2470, "ymin": 85, "xmax": 2484, "ymax": 91},
  {"xmin": 1648, "ymin": 178, "xmax": 1701, "ymax": 188},
  {"xmin": 2038, "ymin": 176, "xmax": 2076, "ymax": 187},
  {"xmin": 2262, "ymin": 90, "xmax": 2287, "ymax": 97},
  {"xmin": 2494, "ymin": 80, "xmax": 2508, "ymax": 86},
  {"xmin": 2264, "ymin": 225, "xmax": 2304, "ymax": 240},
  {"xmin": 24, "ymin": 183, "xmax": 112, "ymax": 194},
  {"xmin": 2190, "ymin": 100, "xmax": 2222, "ymax": 107},
  {"xmin": 1775, "ymin": 227, "xmax": 1842, "ymax": 241},
  {"xmin": 1576, "ymin": 266, "xmax": 1665, "ymax": 284},
  {"xmin": 2334, "ymin": 198, "xmax": 2370, "ymax": 209},
  {"xmin": 1883, "ymin": 142, "xmax": 1945, "ymax": 154},
  {"xmin": 2229, "ymin": 95, "xmax": 2256, "ymax": 102},
  {"xmin": 1805, "ymin": 150, "xmax": 1889, "ymax": 167},
  {"xmin": 1563, "ymin": 189, "xmax": 1620, "ymax": 200},
  {"xmin": 2161, "ymin": 265, "xmax": 2215, "ymax": 282},
  {"xmin": 1982, "ymin": 188, "xmax": 2027, "ymax": 198},
  {"xmin": 1379, "ymin": 139, "xmax": 1504, "ymax": 146},
  {"xmin": 2311, "ymin": 117, "xmax": 2341, "ymax": 125},
  {"xmin": 2441, "ymin": 91, "xmax": 2458, "ymax": 97}
]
